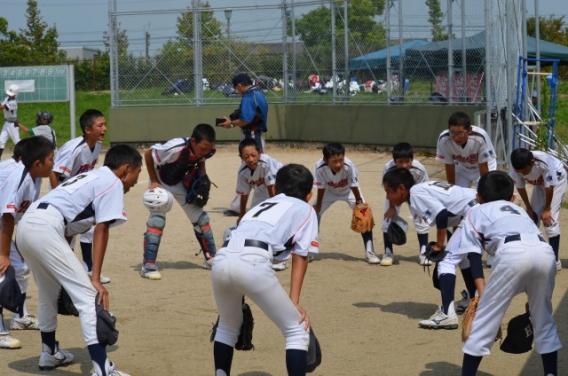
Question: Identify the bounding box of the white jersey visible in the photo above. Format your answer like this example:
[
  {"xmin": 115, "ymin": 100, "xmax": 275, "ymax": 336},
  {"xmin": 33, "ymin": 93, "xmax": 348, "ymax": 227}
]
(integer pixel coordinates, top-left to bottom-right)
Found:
[
  {"xmin": 0, "ymin": 161, "xmax": 36, "ymax": 224},
  {"xmin": 236, "ymin": 154, "xmax": 282, "ymax": 197},
  {"xmin": 459, "ymin": 200, "xmax": 543, "ymax": 256},
  {"xmin": 436, "ymin": 125, "xmax": 496, "ymax": 169},
  {"xmin": 228, "ymin": 193, "xmax": 319, "ymax": 261},
  {"xmin": 53, "ymin": 136, "xmax": 101, "ymax": 181},
  {"xmin": 30, "ymin": 124, "xmax": 57, "ymax": 145},
  {"xmin": 509, "ymin": 151, "xmax": 566, "ymax": 189},
  {"xmin": 409, "ymin": 181, "xmax": 477, "ymax": 226},
  {"xmin": 39, "ymin": 166, "xmax": 127, "ymax": 237},
  {"xmin": 382, "ymin": 159, "xmax": 429, "ymax": 183},
  {"xmin": 313, "ymin": 156, "xmax": 359, "ymax": 195},
  {"xmin": 2, "ymin": 96, "xmax": 18, "ymax": 120}
]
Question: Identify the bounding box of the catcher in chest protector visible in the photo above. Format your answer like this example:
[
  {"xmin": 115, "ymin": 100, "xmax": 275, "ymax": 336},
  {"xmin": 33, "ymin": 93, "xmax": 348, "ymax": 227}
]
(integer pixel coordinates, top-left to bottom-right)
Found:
[
  {"xmin": 457, "ymin": 171, "xmax": 561, "ymax": 376},
  {"xmin": 141, "ymin": 123, "xmax": 218, "ymax": 280},
  {"xmin": 211, "ymin": 164, "xmax": 319, "ymax": 376},
  {"xmin": 313, "ymin": 143, "xmax": 380, "ymax": 264}
]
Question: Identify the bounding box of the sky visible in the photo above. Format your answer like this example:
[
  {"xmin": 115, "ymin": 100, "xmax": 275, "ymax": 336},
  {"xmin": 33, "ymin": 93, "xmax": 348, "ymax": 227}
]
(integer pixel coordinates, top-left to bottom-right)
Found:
[{"xmin": 1, "ymin": 0, "xmax": 567, "ymax": 53}]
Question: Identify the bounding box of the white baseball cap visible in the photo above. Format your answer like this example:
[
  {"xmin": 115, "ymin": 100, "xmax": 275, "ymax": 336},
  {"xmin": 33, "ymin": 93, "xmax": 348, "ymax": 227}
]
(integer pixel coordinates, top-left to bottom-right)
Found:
[{"xmin": 6, "ymin": 84, "xmax": 19, "ymax": 96}]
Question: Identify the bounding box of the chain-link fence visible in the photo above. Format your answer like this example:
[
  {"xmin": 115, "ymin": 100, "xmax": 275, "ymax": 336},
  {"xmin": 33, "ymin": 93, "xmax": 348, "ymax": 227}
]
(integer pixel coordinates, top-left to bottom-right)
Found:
[{"xmin": 108, "ymin": 0, "xmax": 491, "ymax": 107}]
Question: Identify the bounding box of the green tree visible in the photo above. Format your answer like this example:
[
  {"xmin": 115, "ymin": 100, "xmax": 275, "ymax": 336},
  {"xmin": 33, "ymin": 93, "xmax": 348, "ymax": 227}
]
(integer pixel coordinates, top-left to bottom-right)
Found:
[
  {"xmin": 18, "ymin": 0, "xmax": 64, "ymax": 64},
  {"xmin": 176, "ymin": 1, "xmax": 223, "ymax": 46},
  {"xmin": 103, "ymin": 22, "xmax": 129, "ymax": 56},
  {"xmin": 527, "ymin": 15, "xmax": 568, "ymax": 46},
  {"xmin": 293, "ymin": 0, "xmax": 386, "ymax": 75},
  {"xmin": 527, "ymin": 15, "xmax": 568, "ymax": 79},
  {"xmin": 0, "ymin": 17, "xmax": 32, "ymax": 66},
  {"xmin": 425, "ymin": 0, "xmax": 447, "ymax": 42}
]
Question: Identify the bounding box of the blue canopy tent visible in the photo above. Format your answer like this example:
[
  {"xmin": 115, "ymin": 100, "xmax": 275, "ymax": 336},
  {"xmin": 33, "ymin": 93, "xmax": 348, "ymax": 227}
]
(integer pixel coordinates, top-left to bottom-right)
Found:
[{"xmin": 349, "ymin": 40, "xmax": 429, "ymax": 72}]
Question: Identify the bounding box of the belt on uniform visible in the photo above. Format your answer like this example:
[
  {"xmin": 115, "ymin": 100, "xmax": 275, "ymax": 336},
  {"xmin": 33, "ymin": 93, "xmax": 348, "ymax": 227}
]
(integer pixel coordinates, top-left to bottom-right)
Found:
[
  {"xmin": 222, "ymin": 239, "xmax": 270, "ymax": 251},
  {"xmin": 37, "ymin": 202, "xmax": 68, "ymax": 225},
  {"xmin": 467, "ymin": 199, "xmax": 478, "ymax": 207},
  {"xmin": 504, "ymin": 234, "xmax": 545, "ymax": 243}
]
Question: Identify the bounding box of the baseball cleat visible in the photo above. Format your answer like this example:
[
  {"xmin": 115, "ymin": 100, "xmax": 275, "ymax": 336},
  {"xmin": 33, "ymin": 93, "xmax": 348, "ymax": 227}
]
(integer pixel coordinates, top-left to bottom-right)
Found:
[
  {"xmin": 271, "ymin": 261, "xmax": 288, "ymax": 271},
  {"xmin": 419, "ymin": 254, "xmax": 432, "ymax": 266},
  {"xmin": 87, "ymin": 271, "xmax": 111, "ymax": 284},
  {"xmin": 223, "ymin": 210, "xmax": 239, "ymax": 217},
  {"xmin": 10, "ymin": 314, "xmax": 39, "ymax": 330},
  {"xmin": 140, "ymin": 264, "xmax": 162, "ymax": 280},
  {"xmin": 0, "ymin": 332, "xmax": 22, "ymax": 349},
  {"xmin": 556, "ymin": 260, "xmax": 562, "ymax": 273},
  {"xmin": 455, "ymin": 290, "xmax": 470, "ymax": 313},
  {"xmin": 485, "ymin": 255, "xmax": 494, "ymax": 268},
  {"xmin": 419, "ymin": 307, "xmax": 458, "ymax": 329},
  {"xmin": 38, "ymin": 342, "xmax": 74, "ymax": 370},
  {"xmin": 365, "ymin": 251, "xmax": 381, "ymax": 264},
  {"xmin": 92, "ymin": 360, "xmax": 131, "ymax": 376},
  {"xmin": 379, "ymin": 253, "xmax": 393, "ymax": 266},
  {"xmin": 203, "ymin": 258, "xmax": 214, "ymax": 270}
]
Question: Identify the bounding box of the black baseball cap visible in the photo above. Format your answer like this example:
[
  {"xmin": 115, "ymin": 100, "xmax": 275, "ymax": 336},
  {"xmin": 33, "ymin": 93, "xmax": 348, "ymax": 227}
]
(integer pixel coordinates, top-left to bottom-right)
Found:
[
  {"xmin": 500, "ymin": 312, "xmax": 534, "ymax": 354},
  {"xmin": 0, "ymin": 266, "xmax": 24, "ymax": 312},
  {"xmin": 95, "ymin": 293, "xmax": 119, "ymax": 347},
  {"xmin": 232, "ymin": 73, "xmax": 252, "ymax": 88}
]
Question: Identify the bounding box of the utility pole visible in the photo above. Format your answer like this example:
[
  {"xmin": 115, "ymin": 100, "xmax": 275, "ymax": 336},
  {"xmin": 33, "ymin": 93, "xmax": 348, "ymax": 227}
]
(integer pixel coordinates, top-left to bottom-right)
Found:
[{"xmin": 145, "ymin": 31, "xmax": 150, "ymax": 59}]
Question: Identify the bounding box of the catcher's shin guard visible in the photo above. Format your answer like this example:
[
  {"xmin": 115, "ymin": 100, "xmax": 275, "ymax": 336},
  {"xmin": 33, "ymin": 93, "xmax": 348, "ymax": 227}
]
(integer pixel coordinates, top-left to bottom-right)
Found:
[
  {"xmin": 193, "ymin": 212, "xmax": 216, "ymax": 259},
  {"xmin": 143, "ymin": 214, "xmax": 166, "ymax": 263}
]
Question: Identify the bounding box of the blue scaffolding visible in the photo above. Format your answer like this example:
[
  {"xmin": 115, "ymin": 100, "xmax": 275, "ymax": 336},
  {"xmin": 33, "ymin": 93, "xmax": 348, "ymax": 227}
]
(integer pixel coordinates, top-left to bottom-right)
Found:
[{"xmin": 513, "ymin": 56, "xmax": 559, "ymax": 150}]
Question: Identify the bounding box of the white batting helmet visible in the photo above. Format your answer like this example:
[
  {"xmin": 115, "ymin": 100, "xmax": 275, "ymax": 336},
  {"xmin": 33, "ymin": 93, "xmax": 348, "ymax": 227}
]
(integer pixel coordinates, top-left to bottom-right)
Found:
[
  {"xmin": 142, "ymin": 187, "xmax": 173, "ymax": 213},
  {"xmin": 6, "ymin": 84, "xmax": 19, "ymax": 97}
]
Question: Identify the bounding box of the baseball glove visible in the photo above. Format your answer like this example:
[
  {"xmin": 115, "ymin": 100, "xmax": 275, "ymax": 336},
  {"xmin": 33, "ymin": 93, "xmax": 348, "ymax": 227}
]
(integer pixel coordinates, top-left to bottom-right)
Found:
[
  {"xmin": 350, "ymin": 202, "xmax": 375, "ymax": 233},
  {"xmin": 184, "ymin": 174, "xmax": 211, "ymax": 207},
  {"xmin": 424, "ymin": 241, "xmax": 448, "ymax": 263},
  {"xmin": 210, "ymin": 300, "xmax": 255, "ymax": 351},
  {"xmin": 461, "ymin": 297, "xmax": 479, "ymax": 342},
  {"xmin": 57, "ymin": 287, "xmax": 79, "ymax": 317}
]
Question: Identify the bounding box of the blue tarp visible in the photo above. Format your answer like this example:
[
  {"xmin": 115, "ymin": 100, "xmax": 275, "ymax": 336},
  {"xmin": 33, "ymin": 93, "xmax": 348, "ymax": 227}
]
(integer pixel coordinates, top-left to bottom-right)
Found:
[{"xmin": 349, "ymin": 40, "xmax": 429, "ymax": 71}]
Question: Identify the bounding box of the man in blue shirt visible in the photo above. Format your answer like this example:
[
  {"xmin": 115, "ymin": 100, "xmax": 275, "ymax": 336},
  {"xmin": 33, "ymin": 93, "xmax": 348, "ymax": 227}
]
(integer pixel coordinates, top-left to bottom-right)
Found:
[
  {"xmin": 220, "ymin": 73, "xmax": 268, "ymax": 152},
  {"xmin": 220, "ymin": 73, "xmax": 270, "ymax": 217}
]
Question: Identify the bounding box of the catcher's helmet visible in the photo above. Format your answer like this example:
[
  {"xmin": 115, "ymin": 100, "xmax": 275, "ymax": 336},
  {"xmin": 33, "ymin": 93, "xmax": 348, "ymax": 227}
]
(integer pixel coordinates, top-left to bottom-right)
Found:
[
  {"xmin": 142, "ymin": 187, "xmax": 173, "ymax": 213},
  {"xmin": 36, "ymin": 111, "xmax": 54, "ymax": 125},
  {"xmin": 6, "ymin": 84, "xmax": 19, "ymax": 96}
]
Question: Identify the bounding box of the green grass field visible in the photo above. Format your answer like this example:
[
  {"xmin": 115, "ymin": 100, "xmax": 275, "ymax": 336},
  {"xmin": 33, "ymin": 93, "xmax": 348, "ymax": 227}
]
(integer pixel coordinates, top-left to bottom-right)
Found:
[{"xmin": 11, "ymin": 81, "xmax": 568, "ymax": 148}]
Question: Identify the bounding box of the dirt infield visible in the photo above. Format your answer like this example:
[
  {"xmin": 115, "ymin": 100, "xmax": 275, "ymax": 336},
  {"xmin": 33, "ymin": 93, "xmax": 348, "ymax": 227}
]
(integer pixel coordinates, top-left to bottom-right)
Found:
[{"xmin": 2, "ymin": 144, "xmax": 567, "ymax": 376}]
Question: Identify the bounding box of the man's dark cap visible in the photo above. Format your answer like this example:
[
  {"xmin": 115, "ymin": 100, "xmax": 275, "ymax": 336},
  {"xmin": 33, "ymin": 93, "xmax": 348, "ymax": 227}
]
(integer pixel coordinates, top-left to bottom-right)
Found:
[
  {"xmin": 0, "ymin": 266, "xmax": 24, "ymax": 312},
  {"xmin": 96, "ymin": 293, "xmax": 119, "ymax": 347},
  {"xmin": 232, "ymin": 73, "xmax": 252, "ymax": 88},
  {"xmin": 500, "ymin": 312, "xmax": 534, "ymax": 354}
]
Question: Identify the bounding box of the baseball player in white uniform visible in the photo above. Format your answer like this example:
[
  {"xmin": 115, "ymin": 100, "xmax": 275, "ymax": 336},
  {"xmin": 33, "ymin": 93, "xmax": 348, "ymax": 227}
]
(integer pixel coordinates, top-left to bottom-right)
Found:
[
  {"xmin": 141, "ymin": 123, "xmax": 218, "ymax": 280},
  {"xmin": 436, "ymin": 111, "xmax": 497, "ymax": 188},
  {"xmin": 212, "ymin": 163, "xmax": 318, "ymax": 375},
  {"xmin": 49, "ymin": 109, "xmax": 107, "ymax": 283},
  {"xmin": 460, "ymin": 171, "xmax": 561, "ymax": 376},
  {"xmin": 382, "ymin": 168, "xmax": 480, "ymax": 329},
  {"xmin": 16, "ymin": 144, "xmax": 142, "ymax": 376},
  {"xmin": 381, "ymin": 142, "xmax": 430, "ymax": 266},
  {"xmin": 230, "ymin": 139, "xmax": 286, "ymax": 271},
  {"xmin": 313, "ymin": 142, "xmax": 380, "ymax": 264},
  {"xmin": 509, "ymin": 148, "xmax": 566, "ymax": 272},
  {"xmin": 0, "ymin": 137, "xmax": 55, "ymax": 349},
  {"xmin": 0, "ymin": 84, "xmax": 21, "ymax": 160}
]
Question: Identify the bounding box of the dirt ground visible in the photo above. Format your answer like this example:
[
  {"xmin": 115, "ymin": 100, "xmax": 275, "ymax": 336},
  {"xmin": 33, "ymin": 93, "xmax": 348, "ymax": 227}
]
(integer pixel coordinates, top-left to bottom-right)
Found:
[{"xmin": 2, "ymin": 144, "xmax": 567, "ymax": 376}]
